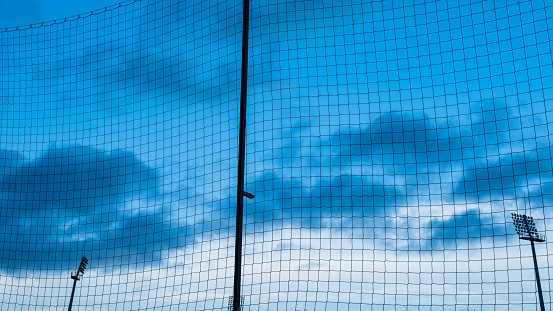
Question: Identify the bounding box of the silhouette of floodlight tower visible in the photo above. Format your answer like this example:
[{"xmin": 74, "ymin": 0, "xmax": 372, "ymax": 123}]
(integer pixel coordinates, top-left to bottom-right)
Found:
[
  {"xmin": 511, "ymin": 213, "xmax": 546, "ymax": 311},
  {"xmin": 67, "ymin": 257, "xmax": 88, "ymax": 311}
]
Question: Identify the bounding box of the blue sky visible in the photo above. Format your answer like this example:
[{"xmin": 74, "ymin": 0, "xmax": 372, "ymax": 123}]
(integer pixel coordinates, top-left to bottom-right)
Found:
[
  {"xmin": 0, "ymin": 0, "xmax": 123, "ymax": 29},
  {"xmin": 0, "ymin": 0, "xmax": 553, "ymax": 310}
]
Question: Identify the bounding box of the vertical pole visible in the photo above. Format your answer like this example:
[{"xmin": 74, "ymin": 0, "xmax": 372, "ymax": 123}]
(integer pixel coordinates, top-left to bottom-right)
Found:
[
  {"xmin": 530, "ymin": 239, "xmax": 546, "ymax": 311},
  {"xmin": 67, "ymin": 277, "xmax": 78, "ymax": 311},
  {"xmin": 233, "ymin": 0, "xmax": 251, "ymax": 310},
  {"xmin": 524, "ymin": 216, "xmax": 546, "ymax": 311}
]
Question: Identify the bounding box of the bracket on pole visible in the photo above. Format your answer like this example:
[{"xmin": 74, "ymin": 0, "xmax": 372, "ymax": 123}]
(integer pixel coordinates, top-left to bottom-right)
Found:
[{"xmin": 243, "ymin": 191, "xmax": 255, "ymax": 199}]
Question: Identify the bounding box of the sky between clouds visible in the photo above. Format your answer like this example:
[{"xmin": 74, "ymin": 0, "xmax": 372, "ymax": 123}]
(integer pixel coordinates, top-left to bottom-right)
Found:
[{"xmin": 0, "ymin": 0, "xmax": 553, "ymax": 310}]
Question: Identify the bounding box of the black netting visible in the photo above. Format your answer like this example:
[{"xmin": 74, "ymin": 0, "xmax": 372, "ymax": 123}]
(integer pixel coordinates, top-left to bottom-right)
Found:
[{"xmin": 0, "ymin": 0, "xmax": 552, "ymax": 310}]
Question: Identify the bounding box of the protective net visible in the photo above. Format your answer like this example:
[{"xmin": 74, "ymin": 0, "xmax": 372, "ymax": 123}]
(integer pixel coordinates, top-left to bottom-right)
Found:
[{"xmin": 0, "ymin": 0, "xmax": 552, "ymax": 310}]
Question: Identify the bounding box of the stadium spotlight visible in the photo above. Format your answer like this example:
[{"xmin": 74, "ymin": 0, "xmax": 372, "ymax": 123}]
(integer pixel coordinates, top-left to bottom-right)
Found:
[
  {"xmin": 228, "ymin": 295, "xmax": 244, "ymax": 311},
  {"xmin": 511, "ymin": 213, "xmax": 546, "ymax": 311},
  {"xmin": 67, "ymin": 257, "xmax": 88, "ymax": 311}
]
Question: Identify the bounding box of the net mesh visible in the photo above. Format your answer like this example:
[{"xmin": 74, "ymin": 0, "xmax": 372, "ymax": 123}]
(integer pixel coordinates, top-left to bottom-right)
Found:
[{"xmin": 0, "ymin": 0, "xmax": 552, "ymax": 310}]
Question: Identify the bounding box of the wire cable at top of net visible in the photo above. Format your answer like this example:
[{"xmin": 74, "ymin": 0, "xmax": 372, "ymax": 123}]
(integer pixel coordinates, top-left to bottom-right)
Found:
[{"xmin": 0, "ymin": 0, "xmax": 141, "ymax": 32}]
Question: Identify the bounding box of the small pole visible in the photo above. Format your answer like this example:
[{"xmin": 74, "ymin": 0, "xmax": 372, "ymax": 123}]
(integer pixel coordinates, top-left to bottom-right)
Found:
[
  {"xmin": 67, "ymin": 257, "xmax": 88, "ymax": 311},
  {"xmin": 523, "ymin": 215, "xmax": 546, "ymax": 311},
  {"xmin": 67, "ymin": 277, "xmax": 78, "ymax": 311}
]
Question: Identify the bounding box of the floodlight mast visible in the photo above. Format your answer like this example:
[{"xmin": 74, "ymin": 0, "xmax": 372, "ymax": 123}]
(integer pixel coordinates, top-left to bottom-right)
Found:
[
  {"xmin": 511, "ymin": 213, "xmax": 546, "ymax": 311},
  {"xmin": 67, "ymin": 257, "xmax": 88, "ymax": 311}
]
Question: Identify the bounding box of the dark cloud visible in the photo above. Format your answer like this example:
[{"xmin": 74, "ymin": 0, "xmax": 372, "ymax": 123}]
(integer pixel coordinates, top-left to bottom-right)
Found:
[
  {"xmin": 333, "ymin": 111, "xmax": 461, "ymax": 178},
  {"xmin": 0, "ymin": 146, "xmax": 157, "ymax": 211},
  {"xmin": 245, "ymin": 171, "xmax": 405, "ymax": 231},
  {"xmin": 422, "ymin": 210, "xmax": 508, "ymax": 251},
  {"xmin": 76, "ymin": 0, "xmax": 242, "ymax": 104},
  {"xmin": 356, "ymin": 111, "xmax": 457, "ymax": 152},
  {"xmin": 11, "ymin": 0, "xmax": 242, "ymax": 112},
  {"xmin": 455, "ymin": 146, "xmax": 553, "ymax": 209},
  {"xmin": 0, "ymin": 145, "xmax": 192, "ymax": 272},
  {"xmin": 454, "ymin": 151, "xmax": 537, "ymax": 203},
  {"xmin": 240, "ymin": 111, "xmax": 457, "ymax": 237},
  {"xmin": 453, "ymin": 99, "xmax": 552, "ymax": 204}
]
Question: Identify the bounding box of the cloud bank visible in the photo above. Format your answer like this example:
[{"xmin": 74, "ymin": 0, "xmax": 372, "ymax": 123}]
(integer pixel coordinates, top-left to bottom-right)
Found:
[{"xmin": 0, "ymin": 145, "xmax": 193, "ymax": 272}]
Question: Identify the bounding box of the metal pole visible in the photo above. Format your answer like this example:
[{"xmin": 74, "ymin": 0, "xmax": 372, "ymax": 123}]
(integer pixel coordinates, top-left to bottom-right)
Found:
[
  {"xmin": 67, "ymin": 277, "xmax": 78, "ymax": 311},
  {"xmin": 233, "ymin": 0, "xmax": 251, "ymax": 310},
  {"xmin": 524, "ymin": 216, "xmax": 546, "ymax": 311}
]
